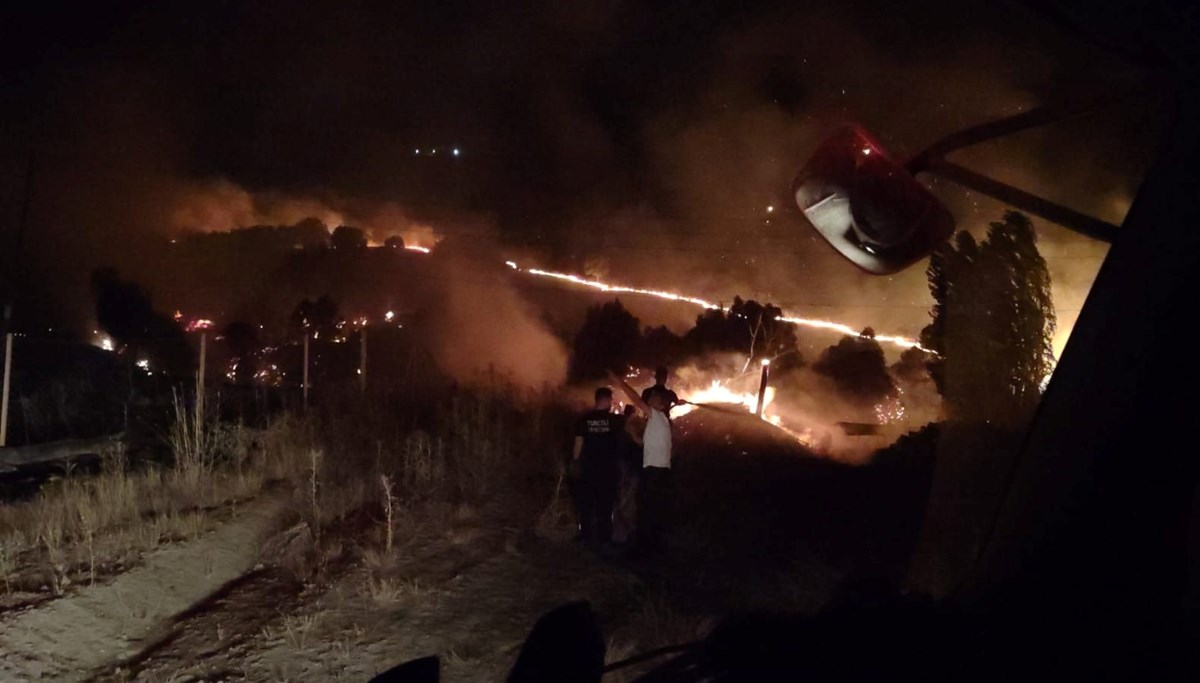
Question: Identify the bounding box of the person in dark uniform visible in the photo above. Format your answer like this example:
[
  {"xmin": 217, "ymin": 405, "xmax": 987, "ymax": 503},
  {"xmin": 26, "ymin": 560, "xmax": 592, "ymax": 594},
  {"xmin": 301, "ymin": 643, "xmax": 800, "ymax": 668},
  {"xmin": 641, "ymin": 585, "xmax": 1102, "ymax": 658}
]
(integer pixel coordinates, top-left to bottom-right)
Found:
[
  {"xmin": 572, "ymin": 387, "xmax": 623, "ymax": 546},
  {"xmin": 641, "ymin": 366, "xmax": 680, "ymax": 417}
]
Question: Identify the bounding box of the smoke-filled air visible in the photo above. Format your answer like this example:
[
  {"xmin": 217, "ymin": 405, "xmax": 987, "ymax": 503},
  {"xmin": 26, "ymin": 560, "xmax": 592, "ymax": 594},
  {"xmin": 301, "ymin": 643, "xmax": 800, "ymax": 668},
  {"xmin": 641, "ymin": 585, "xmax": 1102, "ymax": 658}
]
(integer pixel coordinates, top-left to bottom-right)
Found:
[{"xmin": 0, "ymin": 0, "xmax": 1186, "ymax": 679}]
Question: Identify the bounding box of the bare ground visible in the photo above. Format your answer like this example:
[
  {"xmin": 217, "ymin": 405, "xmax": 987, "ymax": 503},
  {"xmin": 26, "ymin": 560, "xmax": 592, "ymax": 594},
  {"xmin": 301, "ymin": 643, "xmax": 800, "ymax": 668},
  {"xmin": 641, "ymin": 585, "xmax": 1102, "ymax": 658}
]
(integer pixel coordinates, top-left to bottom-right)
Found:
[{"xmin": 108, "ymin": 508, "xmax": 642, "ymax": 682}]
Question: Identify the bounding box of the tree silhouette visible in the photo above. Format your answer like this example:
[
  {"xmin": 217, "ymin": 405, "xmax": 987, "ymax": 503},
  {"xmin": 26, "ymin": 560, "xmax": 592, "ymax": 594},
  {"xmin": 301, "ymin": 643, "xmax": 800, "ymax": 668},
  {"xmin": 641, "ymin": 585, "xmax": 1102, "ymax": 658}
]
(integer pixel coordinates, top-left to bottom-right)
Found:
[
  {"xmin": 637, "ymin": 325, "xmax": 685, "ymax": 369},
  {"xmin": 330, "ymin": 225, "xmax": 367, "ymax": 250},
  {"xmin": 569, "ymin": 298, "xmax": 641, "ymax": 382},
  {"xmin": 813, "ymin": 327, "xmax": 896, "ymax": 406},
  {"xmin": 920, "ymin": 211, "xmax": 1055, "ymax": 426},
  {"xmin": 383, "ymin": 235, "xmax": 406, "ymax": 249},
  {"xmin": 892, "ymin": 346, "xmax": 933, "ymax": 384}
]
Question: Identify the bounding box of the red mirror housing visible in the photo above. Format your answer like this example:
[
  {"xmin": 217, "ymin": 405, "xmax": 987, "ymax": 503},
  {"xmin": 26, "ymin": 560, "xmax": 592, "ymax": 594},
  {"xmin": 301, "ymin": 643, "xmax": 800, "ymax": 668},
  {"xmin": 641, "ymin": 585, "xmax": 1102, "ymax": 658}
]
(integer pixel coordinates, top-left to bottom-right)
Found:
[{"xmin": 793, "ymin": 126, "xmax": 955, "ymax": 274}]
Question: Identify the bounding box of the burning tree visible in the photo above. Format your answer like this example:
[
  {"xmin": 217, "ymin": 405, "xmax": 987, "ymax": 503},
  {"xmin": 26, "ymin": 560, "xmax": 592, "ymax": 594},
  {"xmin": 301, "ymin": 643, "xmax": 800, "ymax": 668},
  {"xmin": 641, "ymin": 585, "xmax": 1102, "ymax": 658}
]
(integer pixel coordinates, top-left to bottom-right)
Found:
[{"xmin": 920, "ymin": 210, "xmax": 1055, "ymax": 427}]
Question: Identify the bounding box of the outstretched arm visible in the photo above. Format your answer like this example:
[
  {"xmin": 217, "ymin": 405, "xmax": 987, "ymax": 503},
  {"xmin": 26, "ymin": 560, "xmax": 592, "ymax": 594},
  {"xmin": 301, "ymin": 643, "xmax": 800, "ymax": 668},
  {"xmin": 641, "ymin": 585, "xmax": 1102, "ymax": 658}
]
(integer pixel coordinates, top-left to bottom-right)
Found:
[{"xmin": 607, "ymin": 370, "xmax": 651, "ymax": 415}]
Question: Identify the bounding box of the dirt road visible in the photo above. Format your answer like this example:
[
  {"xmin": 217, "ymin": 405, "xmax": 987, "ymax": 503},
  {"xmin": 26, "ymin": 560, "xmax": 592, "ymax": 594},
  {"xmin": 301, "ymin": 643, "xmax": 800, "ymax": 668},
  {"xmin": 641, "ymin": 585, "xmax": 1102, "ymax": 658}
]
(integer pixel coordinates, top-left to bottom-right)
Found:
[{"xmin": 0, "ymin": 497, "xmax": 286, "ymax": 680}]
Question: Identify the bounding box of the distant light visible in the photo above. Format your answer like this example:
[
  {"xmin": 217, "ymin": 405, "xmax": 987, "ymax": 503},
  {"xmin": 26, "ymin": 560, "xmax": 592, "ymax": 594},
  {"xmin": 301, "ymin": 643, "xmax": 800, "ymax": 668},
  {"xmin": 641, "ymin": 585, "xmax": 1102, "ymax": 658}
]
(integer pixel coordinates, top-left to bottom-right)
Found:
[
  {"xmin": 414, "ymin": 148, "xmax": 419, "ymax": 154},
  {"xmin": 431, "ymin": 149, "xmax": 437, "ymax": 154},
  {"xmin": 99, "ymin": 336, "xmax": 115, "ymax": 352},
  {"xmin": 384, "ymin": 310, "xmax": 395, "ymax": 322},
  {"xmin": 136, "ymin": 359, "xmax": 150, "ymax": 371},
  {"xmin": 505, "ymin": 260, "xmax": 518, "ymax": 269},
  {"xmin": 761, "ymin": 358, "xmax": 771, "ymax": 366},
  {"xmin": 862, "ymin": 148, "xmax": 872, "ymax": 155},
  {"xmin": 766, "ymin": 205, "xmax": 774, "ymax": 213},
  {"xmin": 453, "ymin": 148, "xmax": 460, "ymax": 156}
]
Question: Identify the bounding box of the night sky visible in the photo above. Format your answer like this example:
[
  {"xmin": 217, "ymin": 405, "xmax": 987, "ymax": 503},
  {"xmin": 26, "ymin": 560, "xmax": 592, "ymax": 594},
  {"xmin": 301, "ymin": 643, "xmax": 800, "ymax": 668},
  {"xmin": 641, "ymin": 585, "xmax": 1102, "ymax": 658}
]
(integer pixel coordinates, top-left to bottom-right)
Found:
[{"xmin": 0, "ymin": 0, "xmax": 1172, "ymax": 348}]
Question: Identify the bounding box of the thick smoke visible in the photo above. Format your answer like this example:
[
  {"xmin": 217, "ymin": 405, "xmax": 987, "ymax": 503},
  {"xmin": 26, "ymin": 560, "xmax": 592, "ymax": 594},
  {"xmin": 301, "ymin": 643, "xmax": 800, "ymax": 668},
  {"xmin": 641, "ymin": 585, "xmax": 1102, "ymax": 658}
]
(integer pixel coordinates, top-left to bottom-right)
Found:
[
  {"xmin": 5, "ymin": 0, "xmax": 1161, "ymax": 372},
  {"xmin": 167, "ymin": 179, "xmax": 443, "ymax": 249},
  {"xmin": 420, "ymin": 237, "xmax": 568, "ymax": 389}
]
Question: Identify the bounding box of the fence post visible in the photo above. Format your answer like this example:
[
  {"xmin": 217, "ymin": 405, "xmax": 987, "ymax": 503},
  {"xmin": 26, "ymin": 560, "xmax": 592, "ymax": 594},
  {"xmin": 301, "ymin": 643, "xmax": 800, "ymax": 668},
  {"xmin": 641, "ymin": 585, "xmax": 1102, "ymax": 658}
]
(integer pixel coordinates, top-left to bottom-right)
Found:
[
  {"xmin": 359, "ymin": 326, "xmax": 367, "ymax": 394},
  {"xmin": 0, "ymin": 333, "xmax": 12, "ymax": 447},
  {"xmin": 197, "ymin": 332, "xmax": 207, "ymax": 426},
  {"xmin": 755, "ymin": 358, "xmax": 771, "ymax": 418}
]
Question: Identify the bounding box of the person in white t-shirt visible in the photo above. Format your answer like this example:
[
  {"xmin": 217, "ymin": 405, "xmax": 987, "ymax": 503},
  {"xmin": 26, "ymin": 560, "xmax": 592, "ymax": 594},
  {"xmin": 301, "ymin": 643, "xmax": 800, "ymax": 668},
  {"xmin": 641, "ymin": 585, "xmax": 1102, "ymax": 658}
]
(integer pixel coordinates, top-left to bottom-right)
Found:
[{"xmin": 608, "ymin": 370, "xmax": 672, "ymax": 555}]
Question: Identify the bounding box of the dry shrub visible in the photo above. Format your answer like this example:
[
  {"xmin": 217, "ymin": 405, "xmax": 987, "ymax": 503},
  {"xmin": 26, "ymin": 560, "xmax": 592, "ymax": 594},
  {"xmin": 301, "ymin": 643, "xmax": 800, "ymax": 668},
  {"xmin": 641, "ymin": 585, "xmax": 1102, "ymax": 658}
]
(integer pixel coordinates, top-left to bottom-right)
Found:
[
  {"xmin": 536, "ymin": 463, "xmax": 578, "ymax": 541},
  {"xmin": 0, "ymin": 407, "xmax": 318, "ymax": 594},
  {"xmin": 1, "ymin": 375, "xmax": 568, "ymax": 596}
]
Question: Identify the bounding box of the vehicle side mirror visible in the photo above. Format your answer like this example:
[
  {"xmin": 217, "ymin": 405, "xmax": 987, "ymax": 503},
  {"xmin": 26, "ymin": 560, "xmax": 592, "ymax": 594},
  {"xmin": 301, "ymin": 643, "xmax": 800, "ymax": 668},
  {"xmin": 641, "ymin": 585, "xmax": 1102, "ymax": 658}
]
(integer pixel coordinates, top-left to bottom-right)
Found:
[
  {"xmin": 793, "ymin": 126, "xmax": 955, "ymax": 274},
  {"xmin": 369, "ymin": 655, "xmax": 440, "ymax": 682}
]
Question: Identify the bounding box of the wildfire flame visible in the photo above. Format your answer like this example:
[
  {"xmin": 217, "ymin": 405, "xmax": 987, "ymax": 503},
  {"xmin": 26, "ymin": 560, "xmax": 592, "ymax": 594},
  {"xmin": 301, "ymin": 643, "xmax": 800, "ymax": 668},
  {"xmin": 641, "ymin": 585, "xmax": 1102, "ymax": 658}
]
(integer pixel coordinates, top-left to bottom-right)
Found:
[
  {"xmin": 521, "ymin": 267, "xmax": 930, "ymax": 353},
  {"xmin": 406, "ymin": 247, "xmax": 931, "ymax": 352},
  {"xmin": 484, "ymin": 256, "xmax": 926, "ymax": 350},
  {"xmin": 673, "ymin": 380, "xmax": 775, "ymax": 418},
  {"xmin": 524, "ymin": 268, "xmax": 724, "ymax": 311},
  {"xmin": 673, "ymin": 379, "xmax": 823, "ymax": 449}
]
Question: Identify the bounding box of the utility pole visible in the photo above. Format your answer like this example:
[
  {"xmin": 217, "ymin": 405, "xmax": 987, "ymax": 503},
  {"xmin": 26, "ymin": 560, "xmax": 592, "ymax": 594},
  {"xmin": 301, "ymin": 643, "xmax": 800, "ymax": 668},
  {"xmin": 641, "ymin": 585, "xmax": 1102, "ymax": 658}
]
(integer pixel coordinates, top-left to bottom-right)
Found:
[
  {"xmin": 0, "ymin": 333, "xmax": 12, "ymax": 447},
  {"xmin": 359, "ymin": 326, "xmax": 367, "ymax": 394},
  {"xmin": 302, "ymin": 334, "xmax": 310, "ymax": 411},
  {"xmin": 0, "ymin": 144, "xmax": 35, "ymax": 439},
  {"xmin": 197, "ymin": 332, "xmax": 207, "ymax": 425},
  {"xmin": 755, "ymin": 358, "xmax": 771, "ymax": 418}
]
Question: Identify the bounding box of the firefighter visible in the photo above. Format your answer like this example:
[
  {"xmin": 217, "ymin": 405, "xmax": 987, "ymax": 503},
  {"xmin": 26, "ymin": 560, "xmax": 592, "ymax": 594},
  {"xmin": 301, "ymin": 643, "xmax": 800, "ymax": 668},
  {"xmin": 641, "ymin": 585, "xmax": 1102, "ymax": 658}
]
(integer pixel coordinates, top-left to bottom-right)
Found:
[{"xmin": 571, "ymin": 387, "xmax": 623, "ymax": 547}]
